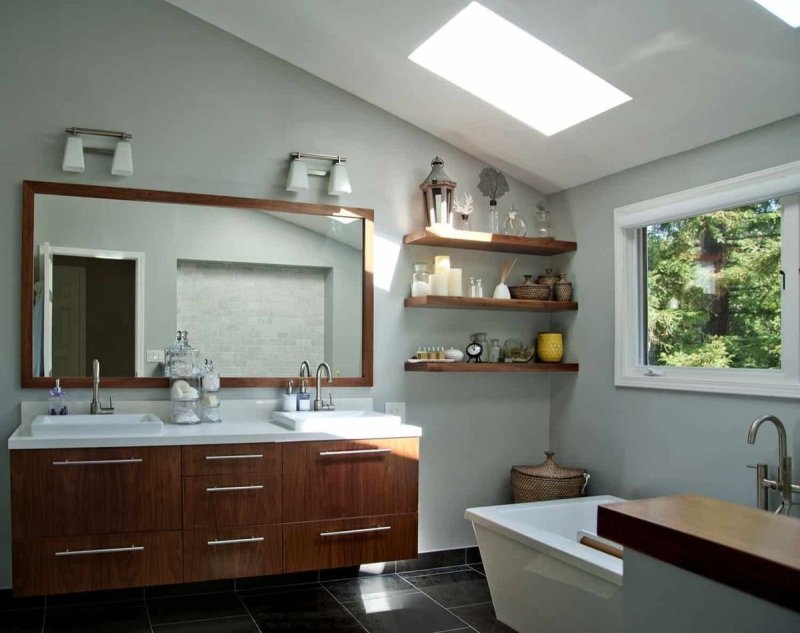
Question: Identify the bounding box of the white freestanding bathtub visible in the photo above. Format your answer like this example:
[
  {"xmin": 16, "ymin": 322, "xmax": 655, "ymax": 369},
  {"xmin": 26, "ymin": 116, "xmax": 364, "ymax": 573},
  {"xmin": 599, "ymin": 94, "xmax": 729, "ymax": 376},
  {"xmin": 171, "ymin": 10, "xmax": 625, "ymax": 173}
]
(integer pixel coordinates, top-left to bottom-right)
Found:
[{"xmin": 465, "ymin": 495, "xmax": 624, "ymax": 633}]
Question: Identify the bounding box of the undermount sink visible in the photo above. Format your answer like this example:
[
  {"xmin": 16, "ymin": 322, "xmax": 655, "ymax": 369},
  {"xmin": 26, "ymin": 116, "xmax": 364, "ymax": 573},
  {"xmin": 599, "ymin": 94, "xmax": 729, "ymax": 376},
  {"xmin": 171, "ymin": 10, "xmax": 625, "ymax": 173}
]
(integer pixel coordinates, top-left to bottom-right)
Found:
[
  {"xmin": 271, "ymin": 410, "xmax": 401, "ymax": 432},
  {"xmin": 31, "ymin": 414, "xmax": 164, "ymax": 437}
]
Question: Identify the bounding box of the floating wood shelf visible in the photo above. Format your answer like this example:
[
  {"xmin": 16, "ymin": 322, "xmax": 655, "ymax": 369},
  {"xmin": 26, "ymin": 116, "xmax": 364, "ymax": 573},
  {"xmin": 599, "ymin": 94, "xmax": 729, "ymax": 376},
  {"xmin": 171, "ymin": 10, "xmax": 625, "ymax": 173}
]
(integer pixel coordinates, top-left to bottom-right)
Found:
[
  {"xmin": 404, "ymin": 362, "xmax": 579, "ymax": 373},
  {"xmin": 403, "ymin": 229, "xmax": 577, "ymax": 255},
  {"xmin": 404, "ymin": 295, "xmax": 577, "ymax": 312}
]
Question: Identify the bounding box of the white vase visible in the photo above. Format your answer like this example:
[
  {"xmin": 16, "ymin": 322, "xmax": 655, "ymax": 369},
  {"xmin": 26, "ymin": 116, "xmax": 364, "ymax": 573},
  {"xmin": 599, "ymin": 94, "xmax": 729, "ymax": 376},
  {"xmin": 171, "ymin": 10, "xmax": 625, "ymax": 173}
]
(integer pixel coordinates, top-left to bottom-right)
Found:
[{"xmin": 493, "ymin": 283, "xmax": 511, "ymax": 299}]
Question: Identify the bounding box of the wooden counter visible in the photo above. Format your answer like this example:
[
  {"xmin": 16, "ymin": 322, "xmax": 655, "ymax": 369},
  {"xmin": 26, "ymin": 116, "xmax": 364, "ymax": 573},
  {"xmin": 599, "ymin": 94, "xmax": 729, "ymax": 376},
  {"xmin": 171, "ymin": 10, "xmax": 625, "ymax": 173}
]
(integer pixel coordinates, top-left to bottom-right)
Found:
[{"xmin": 598, "ymin": 494, "xmax": 800, "ymax": 613}]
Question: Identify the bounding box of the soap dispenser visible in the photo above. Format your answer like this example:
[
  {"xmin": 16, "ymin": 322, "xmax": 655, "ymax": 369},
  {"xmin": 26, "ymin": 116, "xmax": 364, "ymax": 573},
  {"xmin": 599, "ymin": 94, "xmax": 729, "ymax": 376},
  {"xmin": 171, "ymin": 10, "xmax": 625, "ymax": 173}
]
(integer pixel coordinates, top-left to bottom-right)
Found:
[
  {"xmin": 48, "ymin": 379, "xmax": 68, "ymax": 416},
  {"xmin": 297, "ymin": 380, "xmax": 311, "ymax": 411},
  {"xmin": 281, "ymin": 380, "xmax": 295, "ymax": 412}
]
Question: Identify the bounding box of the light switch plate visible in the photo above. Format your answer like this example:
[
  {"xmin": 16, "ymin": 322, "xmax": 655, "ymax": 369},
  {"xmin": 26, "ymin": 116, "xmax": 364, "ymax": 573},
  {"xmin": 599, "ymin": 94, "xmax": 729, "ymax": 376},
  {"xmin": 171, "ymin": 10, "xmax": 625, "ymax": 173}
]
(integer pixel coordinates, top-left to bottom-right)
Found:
[
  {"xmin": 385, "ymin": 402, "xmax": 406, "ymax": 423},
  {"xmin": 147, "ymin": 349, "xmax": 165, "ymax": 363}
]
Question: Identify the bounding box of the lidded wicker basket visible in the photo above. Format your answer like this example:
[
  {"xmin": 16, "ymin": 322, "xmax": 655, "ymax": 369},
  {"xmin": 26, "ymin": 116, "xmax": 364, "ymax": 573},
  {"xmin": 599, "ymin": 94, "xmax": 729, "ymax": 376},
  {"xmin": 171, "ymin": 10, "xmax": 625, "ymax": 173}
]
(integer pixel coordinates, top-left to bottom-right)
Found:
[{"xmin": 511, "ymin": 451, "xmax": 590, "ymax": 503}]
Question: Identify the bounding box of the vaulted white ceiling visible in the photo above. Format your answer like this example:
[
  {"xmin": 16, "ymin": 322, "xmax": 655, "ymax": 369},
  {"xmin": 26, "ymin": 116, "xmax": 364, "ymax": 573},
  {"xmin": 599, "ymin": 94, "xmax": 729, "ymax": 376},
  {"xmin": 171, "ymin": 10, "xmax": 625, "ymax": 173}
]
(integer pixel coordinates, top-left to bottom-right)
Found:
[{"xmin": 165, "ymin": 0, "xmax": 800, "ymax": 194}]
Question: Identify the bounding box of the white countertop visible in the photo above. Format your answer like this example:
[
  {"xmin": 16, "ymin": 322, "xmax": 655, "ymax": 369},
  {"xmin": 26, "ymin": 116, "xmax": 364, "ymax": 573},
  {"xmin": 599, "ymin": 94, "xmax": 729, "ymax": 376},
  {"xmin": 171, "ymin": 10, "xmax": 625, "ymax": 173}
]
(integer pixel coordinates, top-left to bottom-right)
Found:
[{"xmin": 9, "ymin": 399, "xmax": 421, "ymax": 450}]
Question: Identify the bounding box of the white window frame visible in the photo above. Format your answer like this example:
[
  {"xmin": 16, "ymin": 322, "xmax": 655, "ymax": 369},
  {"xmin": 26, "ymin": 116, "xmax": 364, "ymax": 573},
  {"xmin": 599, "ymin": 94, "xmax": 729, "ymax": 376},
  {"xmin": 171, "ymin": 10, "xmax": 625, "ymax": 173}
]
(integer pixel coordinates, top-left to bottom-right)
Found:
[{"xmin": 614, "ymin": 159, "xmax": 800, "ymax": 398}]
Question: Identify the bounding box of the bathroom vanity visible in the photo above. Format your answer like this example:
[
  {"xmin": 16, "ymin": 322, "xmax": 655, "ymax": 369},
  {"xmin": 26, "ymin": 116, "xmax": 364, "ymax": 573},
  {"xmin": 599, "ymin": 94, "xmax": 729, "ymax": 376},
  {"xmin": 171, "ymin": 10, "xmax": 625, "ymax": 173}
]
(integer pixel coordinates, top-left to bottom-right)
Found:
[{"xmin": 8, "ymin": 418, "xmax": 420, "ymax": 597}]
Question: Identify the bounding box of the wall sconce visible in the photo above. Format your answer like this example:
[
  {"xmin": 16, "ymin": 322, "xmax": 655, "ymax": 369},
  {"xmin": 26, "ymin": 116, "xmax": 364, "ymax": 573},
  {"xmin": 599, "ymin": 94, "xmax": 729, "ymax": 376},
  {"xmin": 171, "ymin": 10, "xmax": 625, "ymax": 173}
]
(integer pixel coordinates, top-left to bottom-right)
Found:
[
  {"xmin": 62, "ymin": 127, "xmax": 134, "ymax": 176},
  {"xmin": 286, "ymin": 151, "xmax": 351, "ymax": 196}
]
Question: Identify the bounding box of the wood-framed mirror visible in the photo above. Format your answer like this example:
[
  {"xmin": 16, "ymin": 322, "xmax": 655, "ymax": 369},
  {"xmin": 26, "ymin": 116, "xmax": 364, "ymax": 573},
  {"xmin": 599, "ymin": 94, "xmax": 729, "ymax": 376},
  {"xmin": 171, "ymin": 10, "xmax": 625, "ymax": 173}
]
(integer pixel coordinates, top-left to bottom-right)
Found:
[{"xmin": 21, "ymin": 181, "xmax": 374, "ymax": 388}]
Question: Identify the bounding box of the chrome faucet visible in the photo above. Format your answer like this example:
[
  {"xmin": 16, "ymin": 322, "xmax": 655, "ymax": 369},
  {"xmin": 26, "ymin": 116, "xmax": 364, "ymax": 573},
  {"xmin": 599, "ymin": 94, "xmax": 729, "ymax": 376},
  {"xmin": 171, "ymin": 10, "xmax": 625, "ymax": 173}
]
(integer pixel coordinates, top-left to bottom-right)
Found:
[
  {"xmin": 90, "ymin": 359, "xmax": 115, "ymax": 415},
  {"xmin": 747, "ymin": 414, "xmax": 797, "ymax": 515},
  {"xmin": 313, "ymin": 362, "xmax": 333, "ymax": 411},
  {"xmin": 299, "ymin": 361, "xmax": 311, "ymax": 379}
]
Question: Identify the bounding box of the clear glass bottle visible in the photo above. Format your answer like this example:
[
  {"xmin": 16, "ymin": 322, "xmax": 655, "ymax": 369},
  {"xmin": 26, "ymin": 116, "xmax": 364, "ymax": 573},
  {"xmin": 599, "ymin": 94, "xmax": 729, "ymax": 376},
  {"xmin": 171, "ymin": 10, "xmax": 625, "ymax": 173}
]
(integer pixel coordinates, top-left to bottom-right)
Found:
[
  {"xmin": 476, "ymin": 278, "xmax": 484, "ymax": 298},
  {"xmin": 469, "ymin": 276, "xmax": 477, "ymax": 298},
  {"xmin": 504, "ymin": 204, "xmax": 527, "ymax": 237},
  {"xmin": 534, "ymin": 203, "xmax": 552, "ymax": 239},
  {"xmin": 488, "ymin": 200, "xmax": 500, "ymax": 234},
  {"xmin": 488, "ymin": 338, "xmax": 502, "ymax": 363},
  {"xmin": 411, "ymin": 262, "xmax": 431, "ymax": 297}
]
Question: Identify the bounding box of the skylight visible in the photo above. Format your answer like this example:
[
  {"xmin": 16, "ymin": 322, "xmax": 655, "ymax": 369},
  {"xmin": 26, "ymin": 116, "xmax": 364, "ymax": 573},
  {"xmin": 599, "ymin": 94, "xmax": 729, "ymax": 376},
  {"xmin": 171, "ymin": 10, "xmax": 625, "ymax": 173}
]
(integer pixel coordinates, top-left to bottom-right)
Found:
[
  {"xmin": 751, "ymin": 0, "xmax": 800, "ymax": 27},
  {"xmin": 408, "ymin": 2, "xmax": 631, "ymax": 136}
]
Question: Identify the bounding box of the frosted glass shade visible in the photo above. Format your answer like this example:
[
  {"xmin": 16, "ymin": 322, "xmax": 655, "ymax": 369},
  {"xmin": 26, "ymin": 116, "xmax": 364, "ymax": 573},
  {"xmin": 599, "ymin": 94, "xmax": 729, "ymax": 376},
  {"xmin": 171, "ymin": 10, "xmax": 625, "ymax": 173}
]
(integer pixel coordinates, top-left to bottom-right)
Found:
[
  {"xmin": 286, "ymin": 158, "xmax": 309, "ymax": 192},
  {"xmin": 328, "ymin": 162, "xmax": 352, "ymax": 196},
  {"xmin": 62, "ymin": 135, "xmax": 84, "ymax": 173},
  {"xmin": 111, "ymin": 140, "xmax": 133, "ymax": 176}
]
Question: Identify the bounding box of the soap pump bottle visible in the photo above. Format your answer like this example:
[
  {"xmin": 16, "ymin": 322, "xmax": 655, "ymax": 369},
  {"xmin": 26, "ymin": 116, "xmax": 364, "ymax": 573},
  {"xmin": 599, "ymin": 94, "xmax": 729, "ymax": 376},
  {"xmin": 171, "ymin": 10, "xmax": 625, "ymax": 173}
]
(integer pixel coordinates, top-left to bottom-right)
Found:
[
  {"xmin": 281, "ymin": 380, "xmax": 295, "ymax": 412},
  {"xmin": 297, "ymin": 380, "xmax": 311, "ymax": 411},
  {"xmin": 48, "ymin": 379, "xmax": 68, "ymax": 415}
]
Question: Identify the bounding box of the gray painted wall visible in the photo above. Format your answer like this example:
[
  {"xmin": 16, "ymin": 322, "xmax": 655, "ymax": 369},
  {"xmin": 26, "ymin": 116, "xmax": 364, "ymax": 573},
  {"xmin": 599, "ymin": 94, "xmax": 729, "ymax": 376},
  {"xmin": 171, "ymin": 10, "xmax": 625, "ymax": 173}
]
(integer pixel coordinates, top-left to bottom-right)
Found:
[
  {"xmin": 0, "ymin": 0, "xmax": 553, "ymax": 586},
  {"xmin": 549, "ymin": 115, "xmax": 800, "ymax": 510}
]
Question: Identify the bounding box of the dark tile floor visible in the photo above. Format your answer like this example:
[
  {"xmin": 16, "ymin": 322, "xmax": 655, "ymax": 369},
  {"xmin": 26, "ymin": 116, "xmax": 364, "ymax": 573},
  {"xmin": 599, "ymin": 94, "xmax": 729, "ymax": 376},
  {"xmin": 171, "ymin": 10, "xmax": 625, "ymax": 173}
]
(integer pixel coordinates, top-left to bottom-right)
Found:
[{"xmin": 0, "ymin": 562, "xmax": 516, "ymax": 633}]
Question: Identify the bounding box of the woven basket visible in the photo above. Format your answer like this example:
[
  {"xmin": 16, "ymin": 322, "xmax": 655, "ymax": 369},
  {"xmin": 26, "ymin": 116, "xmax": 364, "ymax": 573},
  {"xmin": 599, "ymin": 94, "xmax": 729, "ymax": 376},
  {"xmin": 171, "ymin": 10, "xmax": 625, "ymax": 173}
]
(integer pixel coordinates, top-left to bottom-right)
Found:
[
  {"xmin": 510, "ymin": 283, "xmax": 551, "ymax": 300},
  {"xmin": 511, "ymin": 451, "xmax": 590, "ymax": 503}
]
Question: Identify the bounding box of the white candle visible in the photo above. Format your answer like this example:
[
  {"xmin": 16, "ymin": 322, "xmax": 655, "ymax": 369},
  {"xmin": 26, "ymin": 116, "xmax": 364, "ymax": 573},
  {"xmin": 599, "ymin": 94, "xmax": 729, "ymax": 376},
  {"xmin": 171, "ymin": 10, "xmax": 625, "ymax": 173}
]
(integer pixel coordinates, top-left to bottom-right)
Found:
[
  {"xmin": 430, "ymin": 273, "xmax": 449, "ymax": 296},
  {"xmin": 434, "ymin": 193, "xmax": 442, "ymax": 223},
  {"xmin": 448, "ymin": 268, "xmax": 463, "ymax": 297},
  {"xmin": 434, "ymin": 255, "xmax": 451, "ymax": 277}
]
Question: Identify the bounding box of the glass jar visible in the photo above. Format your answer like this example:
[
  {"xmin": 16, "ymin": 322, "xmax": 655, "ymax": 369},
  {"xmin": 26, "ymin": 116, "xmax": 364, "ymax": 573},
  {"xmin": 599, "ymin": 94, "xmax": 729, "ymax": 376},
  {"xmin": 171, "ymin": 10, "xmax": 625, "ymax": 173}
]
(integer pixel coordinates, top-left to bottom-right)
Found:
[
  {"xmin": 488, "ymin": 200, "xmax": 500, "ymax": 234},
  {"xmin": 411, "ymin": 262, "xmax": 431, "ymax": 297},
  {"xmin": 168, "ymin": 333, "xmax": 199, "ymax": 378},
  {"xmin": 534, "ymin": 203, "xmax": 552, "ymax": 239},
  {"xmin": 488, "ymin": 338, "xmax": 502, "ymax": 363},
  {"xmin": 504, "ymin": 204, "xmax": 527, "ymax": 237}
]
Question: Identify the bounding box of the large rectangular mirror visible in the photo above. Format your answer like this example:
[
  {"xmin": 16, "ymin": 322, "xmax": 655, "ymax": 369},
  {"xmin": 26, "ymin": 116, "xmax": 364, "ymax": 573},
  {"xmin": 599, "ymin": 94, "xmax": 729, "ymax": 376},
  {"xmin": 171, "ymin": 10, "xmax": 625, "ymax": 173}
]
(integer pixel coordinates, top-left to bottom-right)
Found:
[{"xmin": 21, "ymin": 181, "xmax": 374, "ymax": 388}]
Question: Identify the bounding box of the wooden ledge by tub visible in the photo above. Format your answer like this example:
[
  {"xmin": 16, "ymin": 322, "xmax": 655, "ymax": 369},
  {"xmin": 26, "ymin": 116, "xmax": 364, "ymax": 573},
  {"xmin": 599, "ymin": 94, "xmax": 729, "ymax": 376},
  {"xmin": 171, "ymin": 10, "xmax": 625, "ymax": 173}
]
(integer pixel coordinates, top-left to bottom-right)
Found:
[{"xmin": 597, "ymin": 494, "xmax": 800, "ymax": 614}]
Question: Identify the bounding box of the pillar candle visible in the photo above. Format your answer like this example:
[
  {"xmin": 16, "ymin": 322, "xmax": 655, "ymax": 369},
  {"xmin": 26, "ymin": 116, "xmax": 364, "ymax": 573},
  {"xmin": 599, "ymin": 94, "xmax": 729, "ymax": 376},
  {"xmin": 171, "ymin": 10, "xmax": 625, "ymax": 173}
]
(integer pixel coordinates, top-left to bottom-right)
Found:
[
  {"xmin": 448, "ymin": 268, "xmax": 463, "ymax": 297},
  {"xmin": 434, "ymin": 255, "xmax": 451, "ymax": 277},
  {"xmin": 430, "ymin": 273, "xmax": 449, "ymax": 296}
]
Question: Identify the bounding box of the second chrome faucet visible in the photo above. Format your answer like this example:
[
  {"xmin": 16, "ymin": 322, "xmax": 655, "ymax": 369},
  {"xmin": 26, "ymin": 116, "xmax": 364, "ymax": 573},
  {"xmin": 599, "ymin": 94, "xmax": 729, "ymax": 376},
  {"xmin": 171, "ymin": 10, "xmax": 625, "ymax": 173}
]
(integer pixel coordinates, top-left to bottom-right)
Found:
[{"xmin": 747, "ymin": 414, "xmax": 798, "ymax": 515}]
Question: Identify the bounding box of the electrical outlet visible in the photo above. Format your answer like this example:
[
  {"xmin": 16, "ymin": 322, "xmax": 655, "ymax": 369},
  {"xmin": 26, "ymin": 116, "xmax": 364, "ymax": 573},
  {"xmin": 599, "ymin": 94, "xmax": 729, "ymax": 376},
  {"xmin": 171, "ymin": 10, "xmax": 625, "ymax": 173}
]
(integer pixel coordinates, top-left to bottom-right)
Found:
[
  {"xmin": 385, "ymin": 402, "xmax": 406, "ymax": 423},
  {"xmin": 146, "ymin": 349, "xmax": 165, "ymax": 363}
]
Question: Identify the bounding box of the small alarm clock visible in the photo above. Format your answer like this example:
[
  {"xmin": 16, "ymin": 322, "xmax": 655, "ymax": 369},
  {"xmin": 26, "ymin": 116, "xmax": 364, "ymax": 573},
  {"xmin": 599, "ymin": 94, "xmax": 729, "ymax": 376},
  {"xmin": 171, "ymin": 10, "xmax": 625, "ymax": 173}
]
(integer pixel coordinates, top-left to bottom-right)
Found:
[{"xmin": 466, "ymin": 341, "xmax": 483, "ymax": 363}]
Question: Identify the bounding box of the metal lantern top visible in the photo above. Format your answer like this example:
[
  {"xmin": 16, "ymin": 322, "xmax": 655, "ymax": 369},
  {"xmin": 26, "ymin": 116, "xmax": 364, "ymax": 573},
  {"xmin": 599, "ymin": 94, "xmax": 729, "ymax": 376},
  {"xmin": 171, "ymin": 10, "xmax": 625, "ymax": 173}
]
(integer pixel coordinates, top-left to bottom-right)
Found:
[{"xmin": 422, "ymin": 156, "xmax": 454, "ymax": 186}]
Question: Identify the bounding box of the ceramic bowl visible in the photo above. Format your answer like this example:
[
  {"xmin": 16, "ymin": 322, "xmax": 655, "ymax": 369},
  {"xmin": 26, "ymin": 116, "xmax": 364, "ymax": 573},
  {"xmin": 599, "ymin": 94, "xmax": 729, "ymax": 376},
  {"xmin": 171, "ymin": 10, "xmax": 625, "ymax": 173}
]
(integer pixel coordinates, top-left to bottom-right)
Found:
[{"xmin": 443, "ymin": 348, "xmax": 464, "ymax": 361}]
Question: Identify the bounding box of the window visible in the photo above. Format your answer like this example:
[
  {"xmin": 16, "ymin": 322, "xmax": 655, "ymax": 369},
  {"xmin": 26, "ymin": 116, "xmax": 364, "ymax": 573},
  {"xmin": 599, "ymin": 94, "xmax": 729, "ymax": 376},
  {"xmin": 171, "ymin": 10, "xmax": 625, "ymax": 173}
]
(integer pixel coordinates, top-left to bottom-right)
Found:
[{"xmin": 614, "ymin": 160, "xmax": 800, "ymax": 397}]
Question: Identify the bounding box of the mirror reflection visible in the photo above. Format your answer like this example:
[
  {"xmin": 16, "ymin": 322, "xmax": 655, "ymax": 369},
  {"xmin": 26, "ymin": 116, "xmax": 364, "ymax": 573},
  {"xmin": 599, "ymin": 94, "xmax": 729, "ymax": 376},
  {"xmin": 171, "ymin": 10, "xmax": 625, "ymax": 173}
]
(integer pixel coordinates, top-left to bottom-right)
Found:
[{"xmin": 32, "ymin": 194, "xmax": 364, "ymax": 379}]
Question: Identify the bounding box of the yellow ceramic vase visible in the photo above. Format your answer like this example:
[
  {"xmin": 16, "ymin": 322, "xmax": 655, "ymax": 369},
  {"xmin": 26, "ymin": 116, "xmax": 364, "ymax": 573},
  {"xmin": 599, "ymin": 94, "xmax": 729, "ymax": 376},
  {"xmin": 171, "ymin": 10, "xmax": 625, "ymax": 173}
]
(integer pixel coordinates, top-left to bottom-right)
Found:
[{"xmin": 537, "ymin": 332, "xmax": 564, "ymax": 363}]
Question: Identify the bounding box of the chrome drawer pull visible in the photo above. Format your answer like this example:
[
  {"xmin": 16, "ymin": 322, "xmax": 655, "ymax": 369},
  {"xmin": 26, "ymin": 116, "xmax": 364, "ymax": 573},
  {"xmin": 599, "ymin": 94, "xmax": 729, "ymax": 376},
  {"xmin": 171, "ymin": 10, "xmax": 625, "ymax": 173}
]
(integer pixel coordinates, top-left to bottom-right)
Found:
[
  {"xmin": 205, "ymin": 454, "xmax": 263, "ymax": 461},
  {"xmin": 318, "ymin": 448, "xmax": 392, "ymax": 456},
  {"xmin": 320, "ymin": 526, "xmax": 391, "ymax": 537},
  {"xmin": 207, "ymin": 537, "xmax": 264, "ymax": 546},
  {"xmin": 52, "ymin": 458, "xmax": 143, "ymax": 466},
  {"xmin": 206, "ymin": 485, "xmax": 264, "ymax": 492},
  {"xmin": 55, "ymin": 545, "xmax": 144, "ymax": 557}
]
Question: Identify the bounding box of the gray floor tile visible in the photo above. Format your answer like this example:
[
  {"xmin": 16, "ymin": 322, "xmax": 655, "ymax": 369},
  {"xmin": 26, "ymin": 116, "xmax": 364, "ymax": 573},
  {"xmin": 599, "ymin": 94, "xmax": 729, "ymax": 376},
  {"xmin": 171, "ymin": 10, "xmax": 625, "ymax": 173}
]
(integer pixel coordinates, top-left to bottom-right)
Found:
[
  {"xmin": 324, "ymin": 574, "xmax": 418, "ymax": 604},
  {"xmin": 44, "ymin": 604, "xmax": 151, "ymax": 633},
  {"xmin": 402, "ymin": 568, "xmax": 491, "ymax": 608},
  {"xmin": 395, "ymin": 550, "xmax": 466, "ymax": 573},
  {"xmin": 242, "ymin": 586, "xmax": 364, "ymax": 632},
  {"xmin": 0, "ymin": 609, "xmax": 45, "ymax": 633},
  {"xmin": 450, "ymin": 602, "xmax": 517, "ymax": 633},
  {"xmin": 147, "ymin": 592, "xmax": 246, "ymax": 625},
  {"xmin": 347, "ymin": 591, "xmax": 465, "ymax": 633},
  {"xmin": 153, "ymin": 615, "xmax": 259, "ymax": 633}
]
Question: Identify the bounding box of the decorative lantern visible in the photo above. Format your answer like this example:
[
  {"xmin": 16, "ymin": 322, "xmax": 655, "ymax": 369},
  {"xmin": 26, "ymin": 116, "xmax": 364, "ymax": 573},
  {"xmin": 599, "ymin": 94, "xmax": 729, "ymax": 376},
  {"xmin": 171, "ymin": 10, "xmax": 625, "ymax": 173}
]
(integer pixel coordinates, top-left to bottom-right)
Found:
[{"xmin": 420, "ymin": 156, "xmax": 457, "ymax": 230}]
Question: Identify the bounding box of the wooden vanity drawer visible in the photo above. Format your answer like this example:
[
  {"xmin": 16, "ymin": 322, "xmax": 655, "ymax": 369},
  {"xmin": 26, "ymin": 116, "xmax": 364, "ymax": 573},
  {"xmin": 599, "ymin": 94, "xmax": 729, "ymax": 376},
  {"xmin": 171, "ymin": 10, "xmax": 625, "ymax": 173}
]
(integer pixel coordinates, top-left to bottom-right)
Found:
[
  {"xmin": 282, "ymin": 438, "xmax": 419, "ymax": 522},
  {"xmin": 183, "ymin": 473, "xmax": 282, "ymax": 529},
  {"xmin": 184, "ymin": 525, "xmax": 282, "ymax": 582},
  {"xmin": 283, "ymin": 513, "xmax": 417, "ymax": 573},
  {"xmin": 13, "ymin": 531, "xmax": 182, "ymax": 597},
  {"xmin": 10, "ymin": 447, "xmax": 182, "ymax": 537},
  {"xmin": 182, "ymin": 443, "xmax": 281, "ymax": 477}
]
